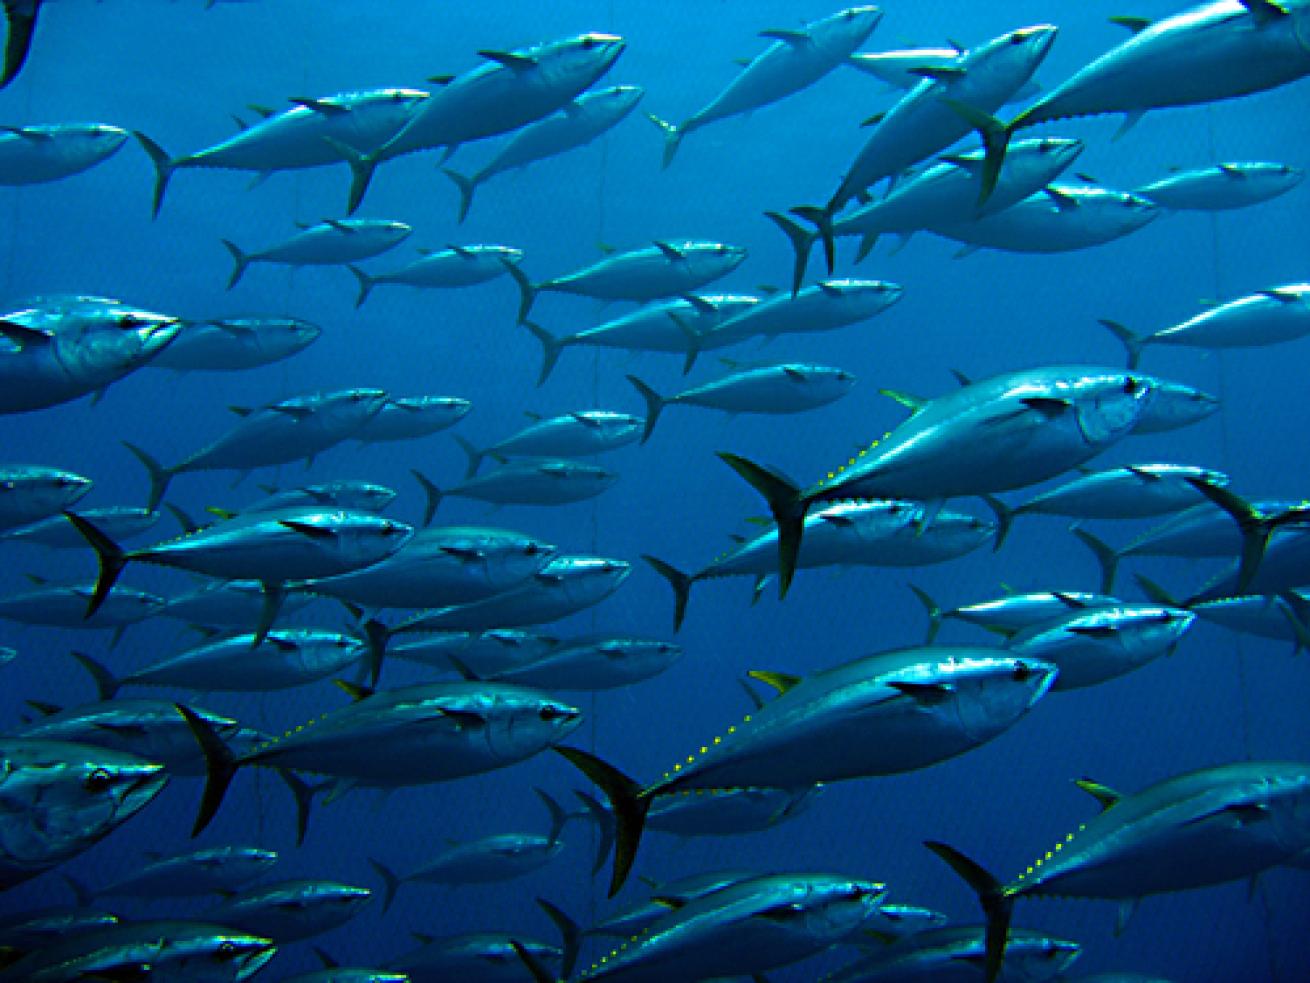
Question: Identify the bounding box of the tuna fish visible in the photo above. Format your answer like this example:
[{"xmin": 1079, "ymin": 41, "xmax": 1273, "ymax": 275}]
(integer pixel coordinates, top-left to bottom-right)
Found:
[
  {"xmin": 223, "ymin": 219, "xmax": 412, "ymax": 289},
  {"xmin": 0, "ymin": 123, "xmax": 127, "ymax": 184},
  {"xmin": 0, "ymin": 464, "xmax": 91, "ymax": 531},
  {"xmin": 927, "ymin": 760, "xmax": 1310, "ymax": 981},
  {"xmin": 506, "ymin": 240, "xmax": 747, "ymax": 322},
  {"xmin": 723, "ymin": 365, "xmax": 1155, "ymax": 595},
  {"xmin": 460, "ymin": 410, "xmax": 643, "ymax": 473},
  {"xmin": 556, "ymin": 646, "xmax": 1057, "ymax": 894},
  {"xmin": 445, "ymin": 85, "xmax": 645, "ymax": 221},
  {"xmin": 147, "ymin": 316, "xmax": 321, "ymax": 372},
  {"xmin": 1102, "ymin": 284, "xmax": 1310, "ymax": 367},
  {"xmin": 202, "ymin": 880, "xmax": 371, "ymax": 943},
  {"xmin": 628, "ymin": 363, "xmax": 856, "ymax": 443},
  {"xmin": 350, "ymin": 244, "xmax": 522, "ymax": 307},
  {"xmin": 1134, "ymin": 161, "xmax": 1303, "ymax": 210},
  {"xmin": 647, "ymin": 6, "xmax": 883, "ymax": 167}
]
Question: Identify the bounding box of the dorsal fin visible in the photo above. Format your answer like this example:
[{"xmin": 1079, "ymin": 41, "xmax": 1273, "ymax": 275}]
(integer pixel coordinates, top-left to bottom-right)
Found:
[
  {"xmin": 1074, "ymin": 777, "xmax": 1123, "ymax": 811},
  {"xmin": 747, "ymin": 669, "xmax": 802, "ymax": 695}
]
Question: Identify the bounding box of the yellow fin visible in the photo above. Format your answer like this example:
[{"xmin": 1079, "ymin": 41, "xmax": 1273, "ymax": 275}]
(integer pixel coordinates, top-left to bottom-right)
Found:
[{"xmin": 747, "ymin": 669, "xmax": 802, "ymax": 695}]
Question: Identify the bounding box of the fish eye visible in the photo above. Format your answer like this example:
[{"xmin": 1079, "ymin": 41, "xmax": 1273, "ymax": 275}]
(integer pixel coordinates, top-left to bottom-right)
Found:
[
  {"xmin": 117, "ymin": 314, "xmax": 145, "ymax": 329},
  {"xmin": 216, "ymin": 942, "xmax": 238, "ymax": 960},
  {"xmin": 1123, "ymin": 376, "xmax": 1140, "ymax": 394},
  {"xmin": 524, "ymin": 542, "xmax": 545, "ymax": 555},
  {"xmin": 1012, "ymin": 661, "xmax": 1033, "ymax": 682},
  {"xmin": 1010, "ymin": 32, "xmax": 1025, "ymax": 44},
  {"xmin": 84, "ymin": 767, "xmax": 113, "ymax": 792},
  {"xmin": 539, "ymin": 705, "xmax": 569, "ymax": 721},
  {"xmin": 581, "ymin": 37, "xmax": 596, "ymax": 50}
]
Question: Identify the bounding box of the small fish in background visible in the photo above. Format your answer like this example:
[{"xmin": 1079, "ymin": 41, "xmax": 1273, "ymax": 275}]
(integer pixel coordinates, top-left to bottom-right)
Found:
[
  {"xmin": 647, "ymin": 6, "xmax": 883, "ymax": 168},
  {"xmin": 392, "ymin": 554, "xmax": 631, "ymax": 633},
  {"xmin": 349, "ymin": 244, "xmax": 522, "ymax": 307},
  {"xmin": 0, "ymin": 920, "xmax": 277, "ymax": 983},
  {"xmin": 62, "ymin": 845, "xmax": 278, "ymax": 902},
  {"xmin": 525, "ymin": 873, "xmax": 887, "ymax": 982},
  {"xmin": 387, "ymin": 931, "xmax": 566, "ymax": 983},
  {"xmin": 303, "ymin": 524, "xmax": 556, "ymax": 609},
  {"xmin": 234, "ymin": 479, "xmax": 399, "ymax": 515},
  {"xmin": 201, "ymin": 879, "xmax": 372, "ymax": 944},
  {"xmin": 0, "ymin": 298, "xmax": 181, "ymax": 414},
  {"xmin": 826, "ymin": 924, "xmax": 1081, "ymax": 983},
  {"xmin": 387, "ymin": 627, "xmax": 562, "ymax": 676},
  {"xmin": 122, "ymin": 387, "xmax": 388, "ymax": 509},
  {"xmin": 1101, "ymin": 284, "xmax": 1310, "ymax": 367},
  {"xmin": 1134, "ymin": 161, "xmax": 1304, "ymax": 211},
  {"xmin": 0, "ymin": 578, "xmax": 164, "ymax": 639},
  {"xmin": 0, "ymin": 464, "xmax": 92, "ymax": 531},
  {"xmin": 0, "ymin": 123, "xmax": 127, "ymax": 185},
  {"xmin": 458, "ymin": 410, "xmax": 643, "ymax": 473},
  {"xmin": 146, "ymin": 316, "xmax": 321, "ymax": 372},
  {"xmin": 702, "ymin": 278, "xmax": 903, "ymax": 345},
  {"xmin": 911, "ymin": 587, "xmax": 1123, "ymax": 643},
  {"xmin": 506, "ymin": 239, "xmax": 747, "ymax": 322},
  {"xmin": 352, "ymin": 395, "xmax": 471, "ymax": 445},
  {"xmin": 0, "ymin": 739, "xmax": 168, "ymax": 890},
  {"xmin": 444, "ymin": 84, "xmax": 645, "ymax": 222},
  {"xmin": 82, "ymin": 630, "xmax": 371, "ymax": 694},
  {"xmin": 627, "ymin": 362, "xmax": 856, "ymax": 443},
  {"xmin": 0, "ymin": 506, "xmax": 158, "ymax": 547},
  {"xmin": 336, "ymin": 32, "xmax": 626, "ymax": 212},
  {"xmin": 476, "ymin": 634, "xmax": 682, "ymax": 691},
  {"xmin": 412, "ymin": 457, "xmax": 618, "ymax": 517},
  {"xmin": 134, "ymin": 87, "xmax": 430, "ymax": 216},
  {"xmin": 522, "ymin": 293, "xmax": 759, "ymax": 383},
  {"xmin": 156, "ymin": 578, "xmax": 316, "ymax": 632},
  {"xmin": 368, "ymin": 788, "xmax": 568, "ymax": 913},
  {"xmin": 222, "ymin": 219, "xmax": 412, "ymax": 290}
]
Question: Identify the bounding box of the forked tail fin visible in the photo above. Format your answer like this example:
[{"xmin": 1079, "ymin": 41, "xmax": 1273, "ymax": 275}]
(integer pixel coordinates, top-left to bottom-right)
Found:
[
  {"xmin": 553, "ymin": 746, "xmax": 649, "ymax": 898},
  {"xmin": 924, "ymin": 840, "xmax": 1015, "ymax": 983},
  {"xmin": 641, "ymin": 554, "xmax": 695, "ymax": 632},
  {"xmin": 716, "ymin": 453, "xmax": 808, "ymax": 598}
]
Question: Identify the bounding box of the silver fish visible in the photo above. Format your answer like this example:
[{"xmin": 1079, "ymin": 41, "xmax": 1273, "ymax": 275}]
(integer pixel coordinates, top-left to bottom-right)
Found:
[
  {"xmin": 460, "ymin": 410, "xmax": 643, "ymax": 473},
  {"xmin": 415, "ymin": 457, "xmax": 618, "ymax": 515},
  {"xmin": 352, "ymin": 395, "xmax": 471, "ymax": 444},
  {"xmin": 136, "ymin": 87, "xmax": 429, "ymax": 215},
  {"xmin": 304, "ymin": 525, "xmax": 556, "ymax": 608},
  {"xmin": 927, "ymin": 760, "xmax": 1310, "ymax": 981},
  {"xmin": 558, "ymin": 646, "xmax": 1056, "ymax": 894},
  {"xmin": 523, "ymin": 293, "xmax": 759, "ymax": 383},
  {"xmin": 507, "ymin": 239, "xmax": 747, "ymax": 322},
  {"xmin": 394, "ymin": 555, "xmax": 630, "ymax": 632},
  {"xmin": 203, "ymin": 879, "xmax": 371, "ymax": 943},
  {"xmin": 723, "ymin": 364, "xmax": 1154, "ymax": 595},
  {"xmin": 1134, "ymin": 161, "xmax": 1303, "ymax": 211},
  {"xmin": 1103, "ymin": 284, "xmax": 1310, "ymax": 367},
  {"xmin": 703, "ymin": 279, "xmax": 904, "ymax": 346},
  {"xmin": 482, "ymin": 634, "xmax": 682, "ymax": 691},
  {"xmin": 827, "ymin": 925, "xmax": 1080, "ymax": 982},
  {"xmin": 0, "ymin": 506, "xmax": 157, "ymax": 547},
  {"xmin": 223, "ymin": 218, "xmax": 412, "ymax": 289},
  {"xmin": 647, "ymin": 499, "xmax": 994, "ymax": 630},
  {"xmin": 629, "ymin": 362, "xmax": 856, "ymax": 443},
  {"xmin": 648, "ymin": 6, "xmax": 882, "ymax": 167},
  {"xmin": 147, "ymin": 316, "xmax": 321, "ymax": 372},
  {"xmin": 445, "ymin": 84, "xmax": 644, "ymax": 221},
  {"xmin": 0, "ymin": 739, "xmax": 167, "ymax": 890},
  {"xmin": 71, "ymin": 844, "xmax": 277, "ymax": 899},
  {"xmin": 124, "ymin": 387, "xmax": 388, "ymax": 508},
  {"xmin": 342, "ymin": 33, "xmax": 626, "ymax": 211},
  {"xmin": 0, "ymin": 920, "xmax": 276, "ymax": 982},
  {"xmin": 0, "ymin": 464, "xmax": 91, "ymax": 531},
  {"xmin": 350, "ymin": 243, "xmax": 522, "ymax": 307},
  {"xmin": 180, "ymin": 682, "xmax": 582, "ymax": 836},
  {"xmin": 1015, "ymin": 464, "xmax": 1229, "ymax": 519},
  {"xmin": 0, "ymin": 123, "xmax": 126, "ymax": 184},
  {"xmin": 0, "ymin": 300, "xmax": 180, "ymax": 414}
]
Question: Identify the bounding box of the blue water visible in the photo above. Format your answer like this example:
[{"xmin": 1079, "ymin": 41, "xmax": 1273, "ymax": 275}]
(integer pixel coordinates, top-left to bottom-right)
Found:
[{"xmin": 2, "ymin": 1, "xmax": 1309, "ymax": 979}]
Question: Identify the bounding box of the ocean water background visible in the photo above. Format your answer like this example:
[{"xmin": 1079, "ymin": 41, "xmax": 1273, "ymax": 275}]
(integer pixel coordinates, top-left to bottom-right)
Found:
[{"xmin": 1, "ymin": 1, "xmax": 1309, "ymax": 979}]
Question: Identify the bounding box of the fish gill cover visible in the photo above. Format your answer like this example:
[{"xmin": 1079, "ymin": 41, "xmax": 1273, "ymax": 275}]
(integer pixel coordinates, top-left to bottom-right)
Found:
[{"xmin": 0, "ymin": 1, "xmax": 1307, "ymax": 981}]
